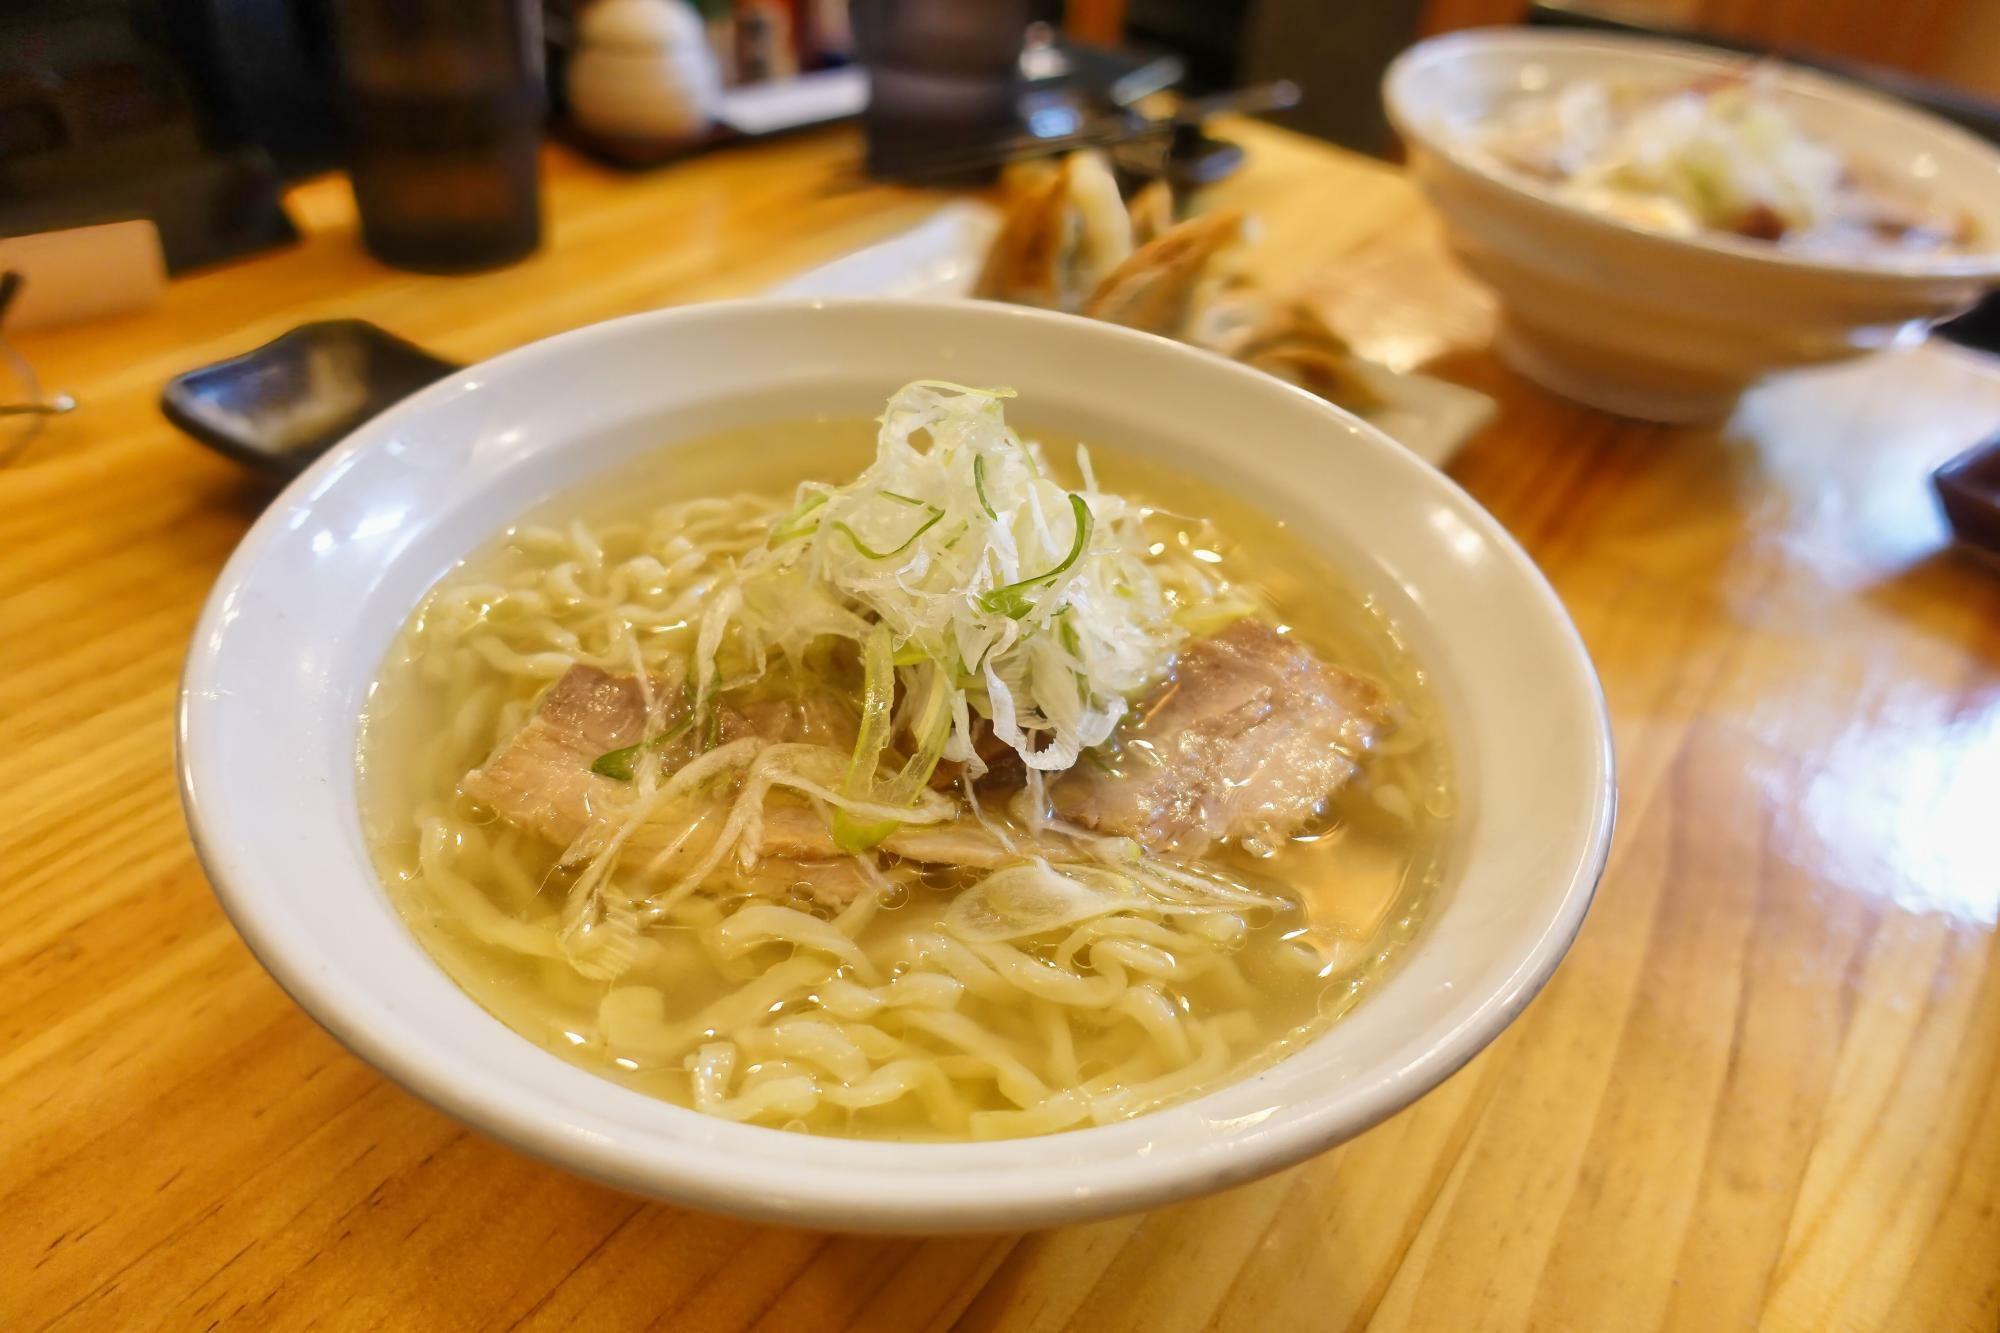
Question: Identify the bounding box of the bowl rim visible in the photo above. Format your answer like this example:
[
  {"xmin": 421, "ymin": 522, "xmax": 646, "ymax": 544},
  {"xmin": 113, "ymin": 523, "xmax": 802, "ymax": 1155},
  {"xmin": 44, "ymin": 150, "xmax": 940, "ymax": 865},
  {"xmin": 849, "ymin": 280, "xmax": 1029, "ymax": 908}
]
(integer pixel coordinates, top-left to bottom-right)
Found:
[
  {"xmin": 1383, "ymin": 26, "xmax": 2000, "ymax": 283},
  {"xmin": 177, "ymin": 296, "xmax": 1617, "ymax": 1230}
]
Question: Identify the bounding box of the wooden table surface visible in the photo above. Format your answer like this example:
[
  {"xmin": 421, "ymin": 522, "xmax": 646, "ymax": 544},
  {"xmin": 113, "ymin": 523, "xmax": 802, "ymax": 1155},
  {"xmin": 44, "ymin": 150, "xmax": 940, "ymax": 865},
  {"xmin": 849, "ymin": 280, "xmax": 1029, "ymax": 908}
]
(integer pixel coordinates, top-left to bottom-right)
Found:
[{"xmin": 5, "ymin": 121, "xmax": 1998, "ymax": 1332}]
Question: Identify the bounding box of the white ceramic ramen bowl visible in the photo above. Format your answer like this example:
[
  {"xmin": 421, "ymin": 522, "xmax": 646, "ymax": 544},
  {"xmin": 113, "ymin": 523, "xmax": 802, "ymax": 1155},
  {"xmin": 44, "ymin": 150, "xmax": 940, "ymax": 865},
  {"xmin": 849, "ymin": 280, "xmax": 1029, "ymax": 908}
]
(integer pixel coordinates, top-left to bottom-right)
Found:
[
  {"xmin": 179, "ymin": 298, "xmax": 1613, "ymax": 1233},
  {"xmin": 1385, "ymin": 30, "xmax": 2000, "ymax": 422}
]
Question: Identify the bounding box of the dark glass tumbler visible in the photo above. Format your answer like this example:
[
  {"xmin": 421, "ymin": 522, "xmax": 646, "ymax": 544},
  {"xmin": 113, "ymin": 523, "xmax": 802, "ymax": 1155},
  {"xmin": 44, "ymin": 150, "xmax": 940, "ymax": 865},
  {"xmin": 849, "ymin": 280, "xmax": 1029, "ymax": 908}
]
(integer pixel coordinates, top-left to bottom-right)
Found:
[
  {"xmin": 334, "ymin": 0, "xmax": 546, "ymax": 273},
  {"xmin": 851, "ymin": 0, "xmax": 1031, "ymax": 183}
]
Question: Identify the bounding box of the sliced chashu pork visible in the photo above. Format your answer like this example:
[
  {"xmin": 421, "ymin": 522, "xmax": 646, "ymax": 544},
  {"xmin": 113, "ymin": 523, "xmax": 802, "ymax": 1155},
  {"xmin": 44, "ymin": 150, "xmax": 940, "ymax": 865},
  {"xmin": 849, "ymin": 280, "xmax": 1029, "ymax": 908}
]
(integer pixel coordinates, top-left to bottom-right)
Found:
[
  {"xmin": 462, "ymin": 665, "xmax": 1013, "ymax": 877},
  {"xmin": 1050, "ymin": 619, "xmax": 1388, "ymax": 856},
  {"xmin": 460, "ymin": 665, "xmax": 686, "ymax": 850}
]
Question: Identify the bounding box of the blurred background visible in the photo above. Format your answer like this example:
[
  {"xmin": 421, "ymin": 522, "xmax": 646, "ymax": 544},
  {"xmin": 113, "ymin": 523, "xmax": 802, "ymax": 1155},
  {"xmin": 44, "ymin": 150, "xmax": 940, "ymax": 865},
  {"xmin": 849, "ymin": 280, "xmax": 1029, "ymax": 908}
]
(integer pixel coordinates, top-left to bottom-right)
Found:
[
  {"xmin": 1, "ymin": 0, "xmax": 1996, "ymax": 368},
  {"xmin": 6, "ymin": 0, "xmax": 1994, "ymax": 246}
]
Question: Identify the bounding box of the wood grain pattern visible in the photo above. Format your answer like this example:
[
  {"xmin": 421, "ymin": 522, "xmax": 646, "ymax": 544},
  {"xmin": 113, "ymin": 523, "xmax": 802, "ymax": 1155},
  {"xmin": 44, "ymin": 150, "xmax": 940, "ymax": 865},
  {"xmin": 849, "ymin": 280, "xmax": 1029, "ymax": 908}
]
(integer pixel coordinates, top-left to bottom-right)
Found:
[{"xmin": 5, "ymin": 122, "xmax": 1999, "ymax": 1331}]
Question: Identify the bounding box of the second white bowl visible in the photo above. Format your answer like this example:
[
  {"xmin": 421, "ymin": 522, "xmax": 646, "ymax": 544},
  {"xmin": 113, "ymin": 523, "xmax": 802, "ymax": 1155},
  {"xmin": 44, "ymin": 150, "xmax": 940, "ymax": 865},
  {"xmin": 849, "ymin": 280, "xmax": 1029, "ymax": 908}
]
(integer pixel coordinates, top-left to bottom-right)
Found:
[{"xmin": 1386, "ymin": 30, "xmax": 2000, "ymax": 422}]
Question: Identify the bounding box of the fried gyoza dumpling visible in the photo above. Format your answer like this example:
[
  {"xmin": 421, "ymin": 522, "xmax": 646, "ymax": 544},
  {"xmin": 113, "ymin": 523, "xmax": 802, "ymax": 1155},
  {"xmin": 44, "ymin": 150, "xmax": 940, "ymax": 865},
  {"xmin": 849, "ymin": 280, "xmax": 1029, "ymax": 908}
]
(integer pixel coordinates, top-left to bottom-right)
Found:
[
  {"xmin": 1127, "ymin": 179, "xmax": 1176, "ymax": 246},
  {"xmin": 1081, "ymin": 210, "xmax": 1245, "ymax": 338},
  {"xmin": 1085, "ymin": 213, "xmax": 1381, "ymax": 414},
  {"xmin": 978, "ymin": 155, "xmax": 1382, "ymax": 415},
  {"xmin": 1184, "ymin": 289, "xmax": 1382, "ymax": 412},
  {"xmin": 974, "ymin": 151, "xmax": 1134, "ymax": 313}
]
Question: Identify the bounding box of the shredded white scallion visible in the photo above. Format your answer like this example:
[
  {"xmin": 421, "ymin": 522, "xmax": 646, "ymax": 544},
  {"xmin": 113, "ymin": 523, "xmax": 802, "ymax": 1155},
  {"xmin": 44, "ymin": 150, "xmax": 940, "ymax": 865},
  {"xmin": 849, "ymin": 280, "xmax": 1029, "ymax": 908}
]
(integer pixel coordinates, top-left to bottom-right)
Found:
[{"xmin": 720, "ymin": 381, "xmax": 1192, "ymax": 775}]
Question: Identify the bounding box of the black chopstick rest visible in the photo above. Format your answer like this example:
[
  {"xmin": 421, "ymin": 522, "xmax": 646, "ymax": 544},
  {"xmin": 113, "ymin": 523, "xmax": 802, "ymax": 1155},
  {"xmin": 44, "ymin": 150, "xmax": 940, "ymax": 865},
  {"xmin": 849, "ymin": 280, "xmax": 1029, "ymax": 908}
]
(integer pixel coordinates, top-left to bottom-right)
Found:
[
  {"xmin": 1934, "ymin": 433, "xmax": 2000, "ymax": 563},
  {"xmin": 162, "ymin": 320, "xmax": 460, "ymax": 479}
]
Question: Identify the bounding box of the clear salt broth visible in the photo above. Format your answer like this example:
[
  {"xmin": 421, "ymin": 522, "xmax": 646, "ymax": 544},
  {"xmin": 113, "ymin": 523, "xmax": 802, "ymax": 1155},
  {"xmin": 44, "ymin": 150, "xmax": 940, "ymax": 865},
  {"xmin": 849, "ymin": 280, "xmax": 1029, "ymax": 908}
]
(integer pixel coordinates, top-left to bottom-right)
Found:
[{"xmin": 360, "ymin": 417, "xmax": 1453, "ymax": 1140}]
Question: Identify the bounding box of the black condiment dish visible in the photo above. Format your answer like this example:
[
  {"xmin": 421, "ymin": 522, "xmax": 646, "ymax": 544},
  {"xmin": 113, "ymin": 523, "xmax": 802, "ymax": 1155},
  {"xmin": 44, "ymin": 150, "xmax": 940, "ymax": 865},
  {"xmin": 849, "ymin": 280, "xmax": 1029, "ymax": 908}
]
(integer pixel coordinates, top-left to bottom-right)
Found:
[{"xmin": 162, "ymin": 320, "xmax": 459, "ymax": 478}]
